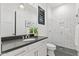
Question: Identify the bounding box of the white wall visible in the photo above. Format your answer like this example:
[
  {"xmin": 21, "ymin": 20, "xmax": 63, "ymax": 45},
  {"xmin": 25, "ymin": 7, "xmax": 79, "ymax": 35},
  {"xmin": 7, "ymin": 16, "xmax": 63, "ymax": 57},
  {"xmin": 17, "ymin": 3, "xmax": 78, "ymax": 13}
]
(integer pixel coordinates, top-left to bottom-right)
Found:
[
  {"xmin": 0, "ymin": 3, "xmax": 48, "ymax": 37},
  {"xmin": 29, "ymin": 3, "xmax": 48, "ymax": 37},
  {"xmin": 0, "ymin": 4, "xmax": 1, "ymax": 54},
  {"xmin": 48, "ymin": 3, "xmax": 78, "ymax": 49},
  {"xmin": 37, "ymin": 3, "xmax": 48, "ymax": 37}
]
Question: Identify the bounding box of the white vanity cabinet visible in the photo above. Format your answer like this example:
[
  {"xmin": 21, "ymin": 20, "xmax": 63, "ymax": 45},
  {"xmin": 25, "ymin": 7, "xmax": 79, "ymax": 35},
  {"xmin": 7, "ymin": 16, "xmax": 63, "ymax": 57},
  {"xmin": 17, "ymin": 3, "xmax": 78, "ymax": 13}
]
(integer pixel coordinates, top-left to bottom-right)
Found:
[
  {"xmin": 25, "ymin": 39, "xmax": 47, "ymax": 56},
  {"xmin": 2, "ymin": 39, "xmax": 47, "ymax": 56}
]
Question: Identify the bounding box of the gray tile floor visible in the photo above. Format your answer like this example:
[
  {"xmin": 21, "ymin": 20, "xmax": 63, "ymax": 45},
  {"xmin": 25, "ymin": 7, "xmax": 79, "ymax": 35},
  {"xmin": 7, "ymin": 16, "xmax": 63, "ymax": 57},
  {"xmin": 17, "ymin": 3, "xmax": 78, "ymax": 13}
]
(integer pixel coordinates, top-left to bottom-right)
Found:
[{"xmin": 54, "ymin": 46, "xmax": 77, "ymax": 56}]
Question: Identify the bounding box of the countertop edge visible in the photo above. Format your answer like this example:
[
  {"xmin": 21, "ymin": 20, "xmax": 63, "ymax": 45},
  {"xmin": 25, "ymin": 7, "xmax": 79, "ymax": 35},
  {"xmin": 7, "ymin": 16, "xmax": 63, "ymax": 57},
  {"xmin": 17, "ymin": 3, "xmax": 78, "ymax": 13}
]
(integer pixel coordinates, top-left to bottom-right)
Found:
[{"xmin": 1, "ymin": 36, "xmax": 48, "ymax": 55}]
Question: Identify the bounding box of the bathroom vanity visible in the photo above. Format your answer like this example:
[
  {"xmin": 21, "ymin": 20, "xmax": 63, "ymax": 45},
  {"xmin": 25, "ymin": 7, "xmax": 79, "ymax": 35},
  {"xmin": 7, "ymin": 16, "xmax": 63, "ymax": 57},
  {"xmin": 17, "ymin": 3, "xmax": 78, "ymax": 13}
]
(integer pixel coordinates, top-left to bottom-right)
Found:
[
  {"xmin": 1, "ymin": 36, "xmax": 48, "ymax": 56},
  {"xmin": 0, "ymin": 3, "xmax": 48, "ymax": 56}
]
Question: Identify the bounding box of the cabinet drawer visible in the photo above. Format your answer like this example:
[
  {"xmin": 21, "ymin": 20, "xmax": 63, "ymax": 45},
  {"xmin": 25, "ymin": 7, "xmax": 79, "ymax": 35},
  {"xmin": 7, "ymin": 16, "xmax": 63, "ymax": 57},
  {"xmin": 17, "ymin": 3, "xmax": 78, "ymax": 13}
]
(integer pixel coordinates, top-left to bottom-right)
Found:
[{"xmin": 28, "ymin": 40, "xmax": 45, "ymax": 51}]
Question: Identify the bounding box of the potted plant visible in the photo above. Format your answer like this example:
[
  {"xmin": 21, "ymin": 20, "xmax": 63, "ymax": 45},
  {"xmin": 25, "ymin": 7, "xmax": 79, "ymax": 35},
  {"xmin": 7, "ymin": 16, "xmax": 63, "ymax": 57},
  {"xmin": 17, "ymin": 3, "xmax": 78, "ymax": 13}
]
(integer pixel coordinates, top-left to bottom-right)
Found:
[{"xmin": 29, "ymin": 26, "xmax": 38, "ymax": 37}]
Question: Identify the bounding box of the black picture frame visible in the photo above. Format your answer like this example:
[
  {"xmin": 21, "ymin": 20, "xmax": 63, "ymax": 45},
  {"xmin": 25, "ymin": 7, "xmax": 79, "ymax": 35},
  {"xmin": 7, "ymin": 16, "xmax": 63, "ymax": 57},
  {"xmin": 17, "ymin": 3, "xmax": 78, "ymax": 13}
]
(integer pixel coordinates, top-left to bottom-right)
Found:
[{"xmin": 38, "ymin": 6, "xmax": 45, "ymax": 25}]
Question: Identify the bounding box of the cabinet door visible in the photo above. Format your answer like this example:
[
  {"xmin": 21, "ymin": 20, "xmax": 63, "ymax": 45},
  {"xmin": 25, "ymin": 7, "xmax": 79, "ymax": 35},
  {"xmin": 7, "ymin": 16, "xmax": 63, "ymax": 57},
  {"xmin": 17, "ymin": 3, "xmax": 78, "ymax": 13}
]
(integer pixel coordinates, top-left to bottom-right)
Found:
[
  {"xmin": 38, "ymin": 45, "xmax": 47, "ymax": 56},
  {"xmin": 38, "ymin": 39, "xmax": 47, "ymax": 56},
  {"xmin": 23, "ymin": 48, "xmax": 38, "ymax": 56},
  {"xmin": 1, "ymin": 4, "xmax": 16, "ymax": 37}
]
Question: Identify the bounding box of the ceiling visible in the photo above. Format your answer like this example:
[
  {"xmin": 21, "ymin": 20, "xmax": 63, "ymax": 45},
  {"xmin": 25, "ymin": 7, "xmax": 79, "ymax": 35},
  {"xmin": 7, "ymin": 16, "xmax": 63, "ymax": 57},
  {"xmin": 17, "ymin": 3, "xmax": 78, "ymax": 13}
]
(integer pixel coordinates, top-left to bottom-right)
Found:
[{"xmin": 47, "ymin": 3, "xmax": 65, "ymax": 8}]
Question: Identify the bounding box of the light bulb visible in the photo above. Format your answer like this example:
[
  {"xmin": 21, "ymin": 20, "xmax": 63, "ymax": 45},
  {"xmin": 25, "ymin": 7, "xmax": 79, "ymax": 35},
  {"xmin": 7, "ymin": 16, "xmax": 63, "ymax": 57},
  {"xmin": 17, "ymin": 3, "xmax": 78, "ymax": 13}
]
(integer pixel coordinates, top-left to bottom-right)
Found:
[{"xmin": 19, "ymin": 4, "xmax": 24, "ymax": 9}]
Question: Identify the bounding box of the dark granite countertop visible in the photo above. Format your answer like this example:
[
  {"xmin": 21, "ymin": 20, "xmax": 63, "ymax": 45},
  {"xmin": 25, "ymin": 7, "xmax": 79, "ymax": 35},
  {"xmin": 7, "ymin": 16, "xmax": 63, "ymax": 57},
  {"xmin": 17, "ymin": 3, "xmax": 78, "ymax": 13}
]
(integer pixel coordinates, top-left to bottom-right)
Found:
[{"xmin": 1, "ymin": 36, "xmax": 48, "ymax": 54}]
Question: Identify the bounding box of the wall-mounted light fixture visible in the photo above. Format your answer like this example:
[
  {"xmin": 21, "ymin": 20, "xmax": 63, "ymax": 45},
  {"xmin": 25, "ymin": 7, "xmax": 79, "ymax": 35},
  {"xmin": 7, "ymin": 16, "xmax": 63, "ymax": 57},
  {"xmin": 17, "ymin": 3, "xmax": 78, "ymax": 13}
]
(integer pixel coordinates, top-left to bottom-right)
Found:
[{"xmin": 19, "ymin": 3, "xmax": 25, "ymax": 9}]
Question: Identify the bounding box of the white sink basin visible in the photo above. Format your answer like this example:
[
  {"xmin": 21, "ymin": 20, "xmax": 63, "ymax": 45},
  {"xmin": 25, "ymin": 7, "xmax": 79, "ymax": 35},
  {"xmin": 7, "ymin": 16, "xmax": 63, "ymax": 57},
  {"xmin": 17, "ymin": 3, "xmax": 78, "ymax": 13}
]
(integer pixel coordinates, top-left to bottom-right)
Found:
[{"xmin": 23, "ymin": 38, "xmax": 35, "ymax": 42}]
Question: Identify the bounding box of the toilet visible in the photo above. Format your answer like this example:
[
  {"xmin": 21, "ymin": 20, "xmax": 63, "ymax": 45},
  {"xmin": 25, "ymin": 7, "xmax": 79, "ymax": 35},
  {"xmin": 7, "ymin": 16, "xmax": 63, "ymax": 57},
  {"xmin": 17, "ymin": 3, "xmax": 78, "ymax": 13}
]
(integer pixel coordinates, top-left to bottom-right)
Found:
[{"xmin": 47, "ymin": 43, "xmax": 56, "ymax": 56}]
